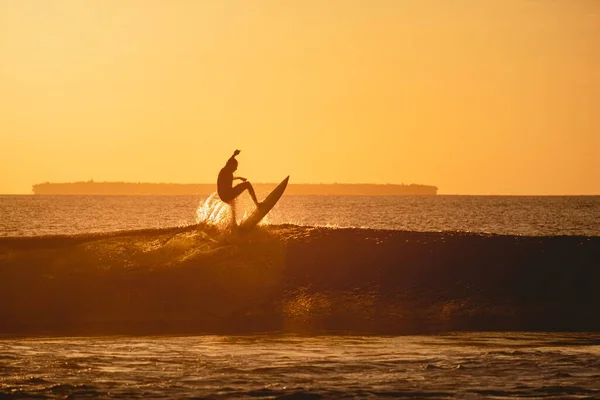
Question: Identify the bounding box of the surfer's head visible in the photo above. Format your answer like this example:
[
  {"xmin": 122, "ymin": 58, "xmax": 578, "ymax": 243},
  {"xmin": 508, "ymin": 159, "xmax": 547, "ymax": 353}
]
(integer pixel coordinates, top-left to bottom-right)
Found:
[{"xmin": 225, "ymin": 157, "xmax": 238, "ymax": 172}]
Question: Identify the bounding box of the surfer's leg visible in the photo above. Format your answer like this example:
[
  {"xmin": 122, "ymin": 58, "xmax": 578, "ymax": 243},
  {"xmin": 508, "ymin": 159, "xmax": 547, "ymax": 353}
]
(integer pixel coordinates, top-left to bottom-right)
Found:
[
  {"xmin": 230, "ymin": 182, "xmax": 260, "ymax": 206},
  {"xmin": 229, "ymin": 201, "xmax": 237, "ymax": 226},
  {"xmin": 245, "ymin": 182, "xmax": 260, "ymax": 206}
]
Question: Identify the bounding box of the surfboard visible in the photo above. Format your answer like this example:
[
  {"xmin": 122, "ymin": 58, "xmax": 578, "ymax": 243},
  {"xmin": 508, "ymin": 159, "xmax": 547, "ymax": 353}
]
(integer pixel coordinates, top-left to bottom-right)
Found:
[{"xmin": 238, "ymin": 176, "xmax": 289, "ymax": 233}]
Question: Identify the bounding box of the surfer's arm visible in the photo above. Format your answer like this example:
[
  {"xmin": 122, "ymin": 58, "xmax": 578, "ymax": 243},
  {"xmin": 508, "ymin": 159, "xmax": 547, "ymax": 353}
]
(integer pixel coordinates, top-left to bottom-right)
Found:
[
  {"xmin": 233, "ymin": 177, "xmax": 247, "ymax": 182},
  {"xmin": 225, "ymin": 149, "xmax": 241, "ymax": 165}
]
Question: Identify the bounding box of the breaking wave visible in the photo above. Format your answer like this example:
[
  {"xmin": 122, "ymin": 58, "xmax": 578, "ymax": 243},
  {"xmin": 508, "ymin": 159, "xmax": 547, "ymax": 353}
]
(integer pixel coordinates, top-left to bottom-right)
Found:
[
  {"xmin": 1, "ymin": 224, "xmax": 598, "ymax": 335},
  {"xmin": 195, "ymin": 192, "xmax": 270, "ymax": 230}
]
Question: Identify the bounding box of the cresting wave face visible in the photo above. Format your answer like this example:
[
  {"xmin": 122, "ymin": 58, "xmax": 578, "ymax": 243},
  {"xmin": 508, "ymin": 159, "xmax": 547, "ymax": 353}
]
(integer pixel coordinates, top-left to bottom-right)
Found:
[
  {"xmin": 196, "ymin": 192, "xmax": 270, "ymax": 229},
  {"xmin": 0, "ymin": 224, "xmax": 598, "ymax": 335},
  {"xmin": 196, "ymin": 193, "xmax": 233, "ymax": 228}
]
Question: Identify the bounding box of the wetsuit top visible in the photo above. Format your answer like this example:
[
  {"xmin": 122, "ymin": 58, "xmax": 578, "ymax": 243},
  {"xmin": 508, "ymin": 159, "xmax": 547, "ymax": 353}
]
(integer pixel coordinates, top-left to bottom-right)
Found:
[{"xmin": 217, "ymin": 168, "xmax": 234, "ymax": 202}]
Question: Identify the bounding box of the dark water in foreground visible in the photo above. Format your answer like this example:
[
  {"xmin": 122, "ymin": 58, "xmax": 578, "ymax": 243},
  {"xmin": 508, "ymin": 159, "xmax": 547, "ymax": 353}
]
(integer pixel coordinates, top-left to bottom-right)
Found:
[
  {"xmin": 2, "ymin": 333, "xmax": 599, "ymax": 399},
  {"xmin": 1, "ymin": 195, "xmax": 599, "ymax": 398}
]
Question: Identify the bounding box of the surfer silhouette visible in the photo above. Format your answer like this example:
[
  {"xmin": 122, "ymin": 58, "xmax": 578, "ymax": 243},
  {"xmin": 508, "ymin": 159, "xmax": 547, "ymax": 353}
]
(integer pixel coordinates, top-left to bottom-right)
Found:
[{"xmin": 217, "ymin": 149, "xmax": 261, "ymax": 224}]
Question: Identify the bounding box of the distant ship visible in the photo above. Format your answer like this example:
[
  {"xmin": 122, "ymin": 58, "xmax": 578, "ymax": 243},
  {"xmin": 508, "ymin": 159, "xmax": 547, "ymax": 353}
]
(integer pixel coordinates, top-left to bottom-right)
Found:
[{"xmin": 32, "ymin": 181, "xmax": 438, "ymax": 196}]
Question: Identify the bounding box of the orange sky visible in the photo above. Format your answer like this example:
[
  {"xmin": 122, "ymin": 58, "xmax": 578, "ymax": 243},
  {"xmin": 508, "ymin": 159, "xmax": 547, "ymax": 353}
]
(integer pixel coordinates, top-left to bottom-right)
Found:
[{"xmin": 1, "ymin": 0, "xmax": 598, "ymax": 195}]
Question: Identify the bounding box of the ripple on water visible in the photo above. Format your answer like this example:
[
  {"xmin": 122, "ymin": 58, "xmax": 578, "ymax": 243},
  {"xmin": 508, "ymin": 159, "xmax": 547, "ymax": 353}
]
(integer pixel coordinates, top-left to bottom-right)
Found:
[{"xmin": 1, "ymin": 333, "xmax": 599, "ymax": 398}]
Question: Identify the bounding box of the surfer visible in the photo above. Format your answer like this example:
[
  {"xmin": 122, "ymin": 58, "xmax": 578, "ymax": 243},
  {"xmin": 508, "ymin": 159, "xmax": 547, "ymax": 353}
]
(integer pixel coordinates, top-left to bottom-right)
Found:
[{"xmin": 217, "ymin": 149, "xmax": 261, "ymax": 224}]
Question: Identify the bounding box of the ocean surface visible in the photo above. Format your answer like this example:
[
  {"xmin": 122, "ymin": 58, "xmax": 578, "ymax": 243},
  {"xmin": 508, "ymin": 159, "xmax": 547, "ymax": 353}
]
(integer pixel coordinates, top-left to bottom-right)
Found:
[
  {"xmin": 2, "ymin": 334, "xmax": 599, "ymax": 399},
  {"xmin": 1, "ymin": 194, "xmax": 599, "ymax": 398},
  {"xmin": 1, "ymin": 194, "xmax": 599, "ymax": 237}
]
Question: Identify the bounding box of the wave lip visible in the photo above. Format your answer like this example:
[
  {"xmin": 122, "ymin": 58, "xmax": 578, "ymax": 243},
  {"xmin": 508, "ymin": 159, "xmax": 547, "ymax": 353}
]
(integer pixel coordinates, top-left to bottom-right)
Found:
[{"xmin": 0, "ymin": 224, "xmax": 598, "ymax": 335}]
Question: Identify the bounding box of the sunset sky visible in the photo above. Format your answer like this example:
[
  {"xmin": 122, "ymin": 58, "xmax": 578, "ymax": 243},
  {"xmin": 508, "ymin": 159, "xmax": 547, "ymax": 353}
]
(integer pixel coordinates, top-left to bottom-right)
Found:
[{"xmin": 1, "ymin": 0, "xmax": 598, "ymax": 195}]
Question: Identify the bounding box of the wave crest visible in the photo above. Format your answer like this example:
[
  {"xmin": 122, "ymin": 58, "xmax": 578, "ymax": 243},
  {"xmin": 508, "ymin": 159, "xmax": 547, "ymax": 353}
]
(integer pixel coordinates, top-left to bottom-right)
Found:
[{"xmin": 1, "ymin": 225, "xmax": 598, "ymax": 335}]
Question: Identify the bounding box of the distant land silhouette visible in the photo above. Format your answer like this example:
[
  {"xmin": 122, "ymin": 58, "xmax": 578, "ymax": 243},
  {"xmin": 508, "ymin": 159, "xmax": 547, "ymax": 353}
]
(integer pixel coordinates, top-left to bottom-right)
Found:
[{"xmin": 32, "ymin": 181, "xmax": 438, "ymax": 196}]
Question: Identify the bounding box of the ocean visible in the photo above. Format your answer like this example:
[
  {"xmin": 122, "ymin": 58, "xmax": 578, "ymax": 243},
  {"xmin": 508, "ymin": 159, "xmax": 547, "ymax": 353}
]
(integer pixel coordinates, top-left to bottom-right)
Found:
[
  {"xmin": 1, "ymin": 194, "xmax": 599, "ymax": 398},
  {"xmin": 2, "ymin": 194, "xmax": 599, "ymax": 237}
]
